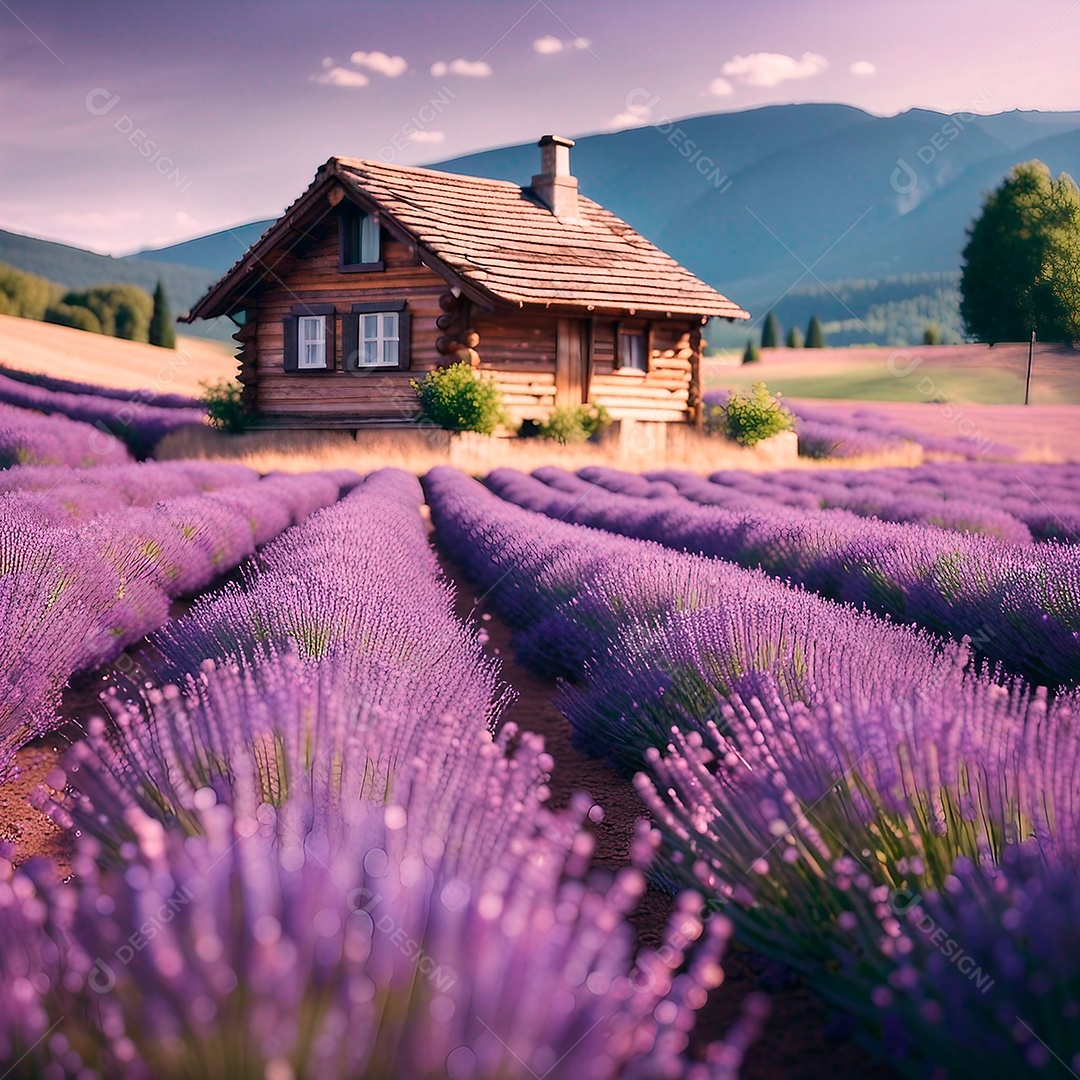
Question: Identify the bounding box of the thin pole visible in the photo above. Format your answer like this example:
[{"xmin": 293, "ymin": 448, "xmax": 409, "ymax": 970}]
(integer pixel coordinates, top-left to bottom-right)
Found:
[{"xmin": 1024, "ymin": 328, "xmax": 1035, "ymax": 406}]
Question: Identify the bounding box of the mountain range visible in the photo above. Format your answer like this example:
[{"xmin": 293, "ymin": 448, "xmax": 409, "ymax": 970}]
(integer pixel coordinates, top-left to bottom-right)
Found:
[{"xmin": 4, "ymin": 103, "xmax": 1080, "ymax": 346}]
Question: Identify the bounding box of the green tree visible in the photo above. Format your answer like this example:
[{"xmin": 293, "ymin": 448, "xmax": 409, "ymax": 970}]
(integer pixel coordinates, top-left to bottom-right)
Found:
[
  {"xmin": 0, "ymin": 263, "xmax": 60, "ymax": 319},
  {"xmin": 62, "ymin": 285, "xmax": 153, "ymax": 341},
  {"xmin": 760, "ymin": 310, "xmax": 781, "ymax": 348},
  {"xmin": 44, "ymin": 303, "xmax": 103, "ymax": 334},
  {"xmin": 923, "ymin": 323, "xmax": 942, "ymax": 345},
  {"xmin": 806, "ymin": 315, "xmax": 826, "ymax": 347},
  {"xmin": 785, "ymin": 325, "xmax": 804, "ymax": 348},
  {"xmin": 742, "ymin": 339, "xmax": 760, "ymax": 364},
  {"xmin": 148, "ymin": 280, "xmax": 177, "ymax": 349},
  {"xmin": 960, "ymin": 160, "xmax": 1080, "ymax": 344}
]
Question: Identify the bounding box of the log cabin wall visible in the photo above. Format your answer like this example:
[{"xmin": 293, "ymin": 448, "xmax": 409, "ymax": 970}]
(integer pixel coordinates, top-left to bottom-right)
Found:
[
  {"xmin": 254, "ymin": 225, "xmax": 447, "ymax": 423},
  {"xmin": 587, "ymin": 318, "xmax": 699, "ymax": 423}
]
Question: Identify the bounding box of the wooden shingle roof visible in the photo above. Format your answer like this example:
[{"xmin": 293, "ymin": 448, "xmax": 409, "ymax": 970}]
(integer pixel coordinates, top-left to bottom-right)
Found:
[{"xmin": 186, "ymin": 156, "xmax": 748, "ymax": 321}]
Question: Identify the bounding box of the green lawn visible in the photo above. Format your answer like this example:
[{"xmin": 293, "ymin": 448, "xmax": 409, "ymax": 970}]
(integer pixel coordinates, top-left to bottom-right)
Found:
[{"xmin": 704, "ymin": 346, "xmax": 1079, "ymax": 405}]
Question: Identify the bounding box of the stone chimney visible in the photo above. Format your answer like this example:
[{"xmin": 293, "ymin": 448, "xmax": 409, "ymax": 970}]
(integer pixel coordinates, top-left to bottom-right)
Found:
[{"xmin": 531, "ymin": 134, "xmax": 579, "ymax": 221}]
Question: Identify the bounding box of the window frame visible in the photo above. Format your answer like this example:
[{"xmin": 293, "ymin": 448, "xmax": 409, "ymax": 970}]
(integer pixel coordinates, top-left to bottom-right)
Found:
[
  {"xmin": 615, "ymin": 321, "xmax": 651, "ymax": 373},
  {"xmin": 338, "ymin": 206, "xmax": 384, "ymax": 273},
  {"xmin": 283, "ymin": 303, "xmax": 336, "ymax": 373},
  {"xmin": 297, "ymin": 314, "xmax": 328, "ymax": 370},
  {"xmin": 343, "ymin": 301, "xmax": 411, "ymax": 373}
]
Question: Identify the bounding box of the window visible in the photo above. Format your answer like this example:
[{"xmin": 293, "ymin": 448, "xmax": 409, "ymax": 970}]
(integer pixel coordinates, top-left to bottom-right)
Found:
[
  {"xmin": 361, "ymin": 311, "xmax": 400, "ymax": 367},
  {"xmin": 298, "ymin": 315, "xmax": 327, "ymax": 369},
  {"xmin": 340, "ymin": 207, "xmax": 381, "ymax": 269},
  {"xmin": 617, "ymin": 330, "xmax": 648, "ymax": 372},
  {"xmin": 344, "ymin": 302, "xmax": 409, "ymax": 371},
  {"xmin": 284, "ymin": 305, "xmax": 335, "ymax": 372}
]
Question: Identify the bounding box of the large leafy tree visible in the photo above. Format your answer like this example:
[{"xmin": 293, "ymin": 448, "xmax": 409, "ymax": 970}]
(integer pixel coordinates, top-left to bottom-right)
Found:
[{"xmin": 960, "ymin": 160, "xmax": 1080, "ymax": 343}]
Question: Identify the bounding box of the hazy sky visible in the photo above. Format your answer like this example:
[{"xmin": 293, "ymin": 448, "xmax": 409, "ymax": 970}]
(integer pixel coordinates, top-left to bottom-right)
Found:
[{"xmin": 2, "ymin": 0, "xmax": 1078, "ymax": 254}]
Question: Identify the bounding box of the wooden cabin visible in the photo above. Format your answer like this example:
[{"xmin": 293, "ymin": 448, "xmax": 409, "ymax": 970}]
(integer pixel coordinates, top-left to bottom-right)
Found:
[{"xmin": 183, "ymin": 135, "xmax": 749, "ymax": 429}]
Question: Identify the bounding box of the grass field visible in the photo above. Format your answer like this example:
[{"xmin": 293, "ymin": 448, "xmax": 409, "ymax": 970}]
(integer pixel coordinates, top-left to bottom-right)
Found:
[
  {"xmin": 0, "ymin": 312, "xmax": 236, "ymax": 398},
  {"xmin": 707, "ymin": 342, "xmax": 1080, "ymax": 405}
]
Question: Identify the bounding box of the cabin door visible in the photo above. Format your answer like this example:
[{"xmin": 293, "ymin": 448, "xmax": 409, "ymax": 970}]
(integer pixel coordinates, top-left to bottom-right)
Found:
[{"xmin": 555, "ymin": 319, "xmax": 589, "ymax": 407}]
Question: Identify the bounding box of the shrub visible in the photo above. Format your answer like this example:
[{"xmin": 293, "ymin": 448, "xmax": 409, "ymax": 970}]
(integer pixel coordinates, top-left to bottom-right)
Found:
[
  {"xmin": 537, "ymin": 402, "xmax": 610, "ymax": 444},
  {"xmin": 201, "ymin": 379, "xmax": 248, "ymax": 432},
  {"xmin": 705, "ymin": 382, "xmax": 794, "ymax": 446},
  {"xmin": 411, "ymin": 361, "xmax": 507, "ymax": 434}
]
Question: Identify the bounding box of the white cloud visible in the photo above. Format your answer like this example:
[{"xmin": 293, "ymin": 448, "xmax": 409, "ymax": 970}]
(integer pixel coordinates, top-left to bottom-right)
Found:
[
  {"xmin": 350, "ymin": 50, "xmax": 408, "ymax": 77},
  {"xmin": 409, "ymin": 130, "xmax": 445, "ymax": 143},
  {"xmin": 720, "ymin": 51, "xmax": 828, "ymax": 88},
  {"xmin": 533, "ymin": 35, "xmax": 563, "ymax": 54},
  {"xmin": 312, "ymin": 66, "xmax": 370, "ymax": 88},
  {"xmin": 611, "ymin": 111, "xmax": 648, "ymax": 128},
  {"xmin": 431, "ymin": 58, "xmax": 491, "ymax": 77},
  {"xmin": 534, "ymin": 35, "xmax": 592, "ymax": 54},
  {"xmin": 708, "ymin": 76, "xmax": 735, "ymax": 97},
  {"xmin": 850, "ymin": 60, "xmax": 876, "ymax": 76}
]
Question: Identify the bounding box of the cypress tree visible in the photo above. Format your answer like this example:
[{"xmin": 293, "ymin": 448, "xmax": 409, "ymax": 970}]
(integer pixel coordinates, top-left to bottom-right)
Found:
[
  {"xmin": 742, "ymin": 339, "xmax": 760, "ymax": 364},
  {"xmin": 923, "ymin": 323, "xmax": 942, "ymax": 345},
  {"xmin": 785, "ymin": 325, "xmax": 804, "ymax": 348},
  {"xmin": 806, "ymin": 315, "xmax": 826, "ymax": 348},
  {"xmin": 149, "ymin": 280, "xmax": 176, "ymax": 349},
  {"xmin": 761, "ymin": 310, "xmax": 781, "ymax": 348}
]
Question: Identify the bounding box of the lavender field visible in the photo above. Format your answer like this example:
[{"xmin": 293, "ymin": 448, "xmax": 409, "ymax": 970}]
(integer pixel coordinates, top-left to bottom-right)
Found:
[{"xmin": 1, "ymin": 396, "xmax": 1078, "ymax": 1079}]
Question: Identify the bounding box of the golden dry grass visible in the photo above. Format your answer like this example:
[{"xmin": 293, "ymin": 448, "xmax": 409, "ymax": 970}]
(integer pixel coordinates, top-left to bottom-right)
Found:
[
  {"xmin": 154, "ymin": 424, "xmax": 867, "ymax": 476},
  {"xmin": 0, "ymin": 313, "xmax": 236, "ymax": 398}
]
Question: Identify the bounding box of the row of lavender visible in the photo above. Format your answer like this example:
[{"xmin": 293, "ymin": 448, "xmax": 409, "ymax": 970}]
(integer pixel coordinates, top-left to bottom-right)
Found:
[
  {"xmin": 425, "ymin": 466, "xmax": 1080, "ymax": 1077},
  {"xmin": 0, "ymin": 369, "xmax": 204, "ymax": 458},
  {"xmin": 659, "ymin": 461, "xmax": 1080, "ymax": 544},
  {"xmin": 487, "ymin": 466, "xmax": 1080, "ymax": 687},
  {"xmin": 787, "ymin": 399, "xmax": 1020, "ymax": 461},
  {"xmin": 2, "ymin": 469, "xmax": 763, "ymax": 1078},
  {"xmin": 0, "ymin": 400, "xmax": 135, "ymax": 469},
  {"xmin": 0, "ymin": 460, "xmax": 353, "ymax": 780}
]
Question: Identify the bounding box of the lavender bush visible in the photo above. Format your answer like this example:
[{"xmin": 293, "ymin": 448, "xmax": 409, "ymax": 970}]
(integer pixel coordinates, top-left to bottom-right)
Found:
[
  {"xmin": 0, "ymin": 370, "xmax": 205, "ymax": 457},
  {"xmin": 0, "ymin": 363, "xmax": 201, "ymax": 409},
  {"xmin": 685, "ymin": 462, "xmax": 1080, "ymax": 544},
  {"xmin": 425, "ymin": 465, "xmax": 1080, "ymax": 1075},
  {"xmin": 486, "ymin": 466, "xmax": 1080, "ymax": 686},
  {"xmin": 0, "ymin": 400, "xmax": 133, "ymax": 468},
  {"xmin": 3, "ymin": 465, "xmax": 766, "ymax": 1078},
  {"xmin": 0, "ymin": 467, "xmax": 350, "ymax": 779},
  {"xmin": 635, "ymin": 676, "xmax": 1080, "ymax": 1075}
]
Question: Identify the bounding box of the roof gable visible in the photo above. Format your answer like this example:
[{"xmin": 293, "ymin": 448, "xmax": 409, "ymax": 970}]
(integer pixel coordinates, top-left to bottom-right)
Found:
[{"xmin": 185, "ymin": 156, "xmax": 749, "ymax": 322}]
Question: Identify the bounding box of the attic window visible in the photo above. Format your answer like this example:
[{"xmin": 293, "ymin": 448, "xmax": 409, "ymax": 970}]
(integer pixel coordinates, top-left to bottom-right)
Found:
[{"xmin": 340, "ymin": 206, "xmax": 382, "ymax": 270}]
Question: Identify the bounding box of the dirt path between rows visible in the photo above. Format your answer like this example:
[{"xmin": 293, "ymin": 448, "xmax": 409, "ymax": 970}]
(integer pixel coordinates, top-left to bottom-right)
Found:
[{"xmin": 438, "ymin": 551, "xmax": 896, "ymax": 1080}]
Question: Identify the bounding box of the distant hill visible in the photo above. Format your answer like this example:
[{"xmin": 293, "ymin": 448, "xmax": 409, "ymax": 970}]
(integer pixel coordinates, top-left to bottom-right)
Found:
[
  {"xmin": 128, "ymin": 220, "xmax": 272, "ymax": 271},
  {"xmin": 4, "ymin": 103, "xmax": 1080, "ymax": 347}
]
